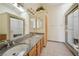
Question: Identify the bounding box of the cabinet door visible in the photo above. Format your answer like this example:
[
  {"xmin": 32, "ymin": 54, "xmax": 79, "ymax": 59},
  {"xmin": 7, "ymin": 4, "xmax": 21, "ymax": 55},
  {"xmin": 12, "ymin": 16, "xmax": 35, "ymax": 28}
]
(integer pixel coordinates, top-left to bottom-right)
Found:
[
  {"xmin": 44, "ymin": 33, "xmax": 47, "ymax": 47},
  {"xmin": 28, "ymin": 45, "xmax": 36, "ymax": 56},
  {"xmin": 36, "ymin": 41, "xmax": 41, "ymax": 56},
  {"xmin": 40, "ymin": 38, "xmax": 44, "ymax": 52}
]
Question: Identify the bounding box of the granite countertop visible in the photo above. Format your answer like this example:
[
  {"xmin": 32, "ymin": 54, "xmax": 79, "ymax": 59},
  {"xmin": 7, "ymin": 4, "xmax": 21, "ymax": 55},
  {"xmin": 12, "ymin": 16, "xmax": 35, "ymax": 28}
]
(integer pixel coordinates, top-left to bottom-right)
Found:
[
  {"xmin": 19, "ymin": 34, "xmax": 44, "ymax": 51},
  {"xmin": 30, "ymin": 35, "xmax": 43, "ymax": 49},
  {"xmin": 0, "ymin": 33, "xmax": 44, "ymax": 56}
]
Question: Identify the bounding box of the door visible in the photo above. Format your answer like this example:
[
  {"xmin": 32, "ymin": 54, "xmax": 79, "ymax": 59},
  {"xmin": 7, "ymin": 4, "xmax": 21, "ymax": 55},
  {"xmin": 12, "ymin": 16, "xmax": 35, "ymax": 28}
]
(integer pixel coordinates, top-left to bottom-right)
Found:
[
  {"xmin": 66, "ymin": 6, "xmax": 79, "ymax": 53},
  {"xmin": 67, "ymin": 12, "xmax": 74, "ymax": 45}
]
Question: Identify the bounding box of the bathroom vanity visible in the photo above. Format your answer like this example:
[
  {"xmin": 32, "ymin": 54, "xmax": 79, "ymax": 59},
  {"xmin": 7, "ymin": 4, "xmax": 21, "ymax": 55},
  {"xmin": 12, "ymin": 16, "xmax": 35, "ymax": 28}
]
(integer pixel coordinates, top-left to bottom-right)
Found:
[{"xmin": 0, "ymin": 34, "xmax": 44, "ymax": 56}]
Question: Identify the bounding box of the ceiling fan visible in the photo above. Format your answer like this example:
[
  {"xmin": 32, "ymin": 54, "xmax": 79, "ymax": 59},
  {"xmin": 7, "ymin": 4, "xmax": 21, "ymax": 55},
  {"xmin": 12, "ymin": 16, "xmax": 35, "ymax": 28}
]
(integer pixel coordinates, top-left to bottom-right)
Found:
[{"xmin": 36, "ymin": 6, "xmax": 45, "ymax": 12}]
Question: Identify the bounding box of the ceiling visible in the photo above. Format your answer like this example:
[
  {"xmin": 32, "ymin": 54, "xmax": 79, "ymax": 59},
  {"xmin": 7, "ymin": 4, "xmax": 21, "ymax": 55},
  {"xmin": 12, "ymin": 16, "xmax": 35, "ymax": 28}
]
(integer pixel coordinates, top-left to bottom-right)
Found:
[
  {"xmin": 23, "ymin": 3, "xmax": 41, "ymax": 11},
  {"xmin": 23, "ymin": 3, "xmax": 65, "ymax": 10},
  {"xmin": 22, "ymin": 3, "xmax": 65, "ymax": 18}
]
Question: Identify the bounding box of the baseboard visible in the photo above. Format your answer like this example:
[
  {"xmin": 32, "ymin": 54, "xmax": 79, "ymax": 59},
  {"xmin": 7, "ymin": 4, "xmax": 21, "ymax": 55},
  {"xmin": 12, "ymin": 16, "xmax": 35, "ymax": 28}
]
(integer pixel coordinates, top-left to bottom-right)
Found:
[{"xmin": 48, "ymin": 40, "xmax": 64, "ymax": 43}]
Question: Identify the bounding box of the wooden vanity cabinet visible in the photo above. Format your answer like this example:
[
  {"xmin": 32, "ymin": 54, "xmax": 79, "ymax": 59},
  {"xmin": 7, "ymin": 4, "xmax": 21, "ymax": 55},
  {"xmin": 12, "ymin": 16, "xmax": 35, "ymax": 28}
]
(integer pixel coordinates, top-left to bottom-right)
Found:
[
  {"xmin": 27, "ymin": 36, "xmax": 44, "ymax": 56},
  {"xmin": 28, "ymin": 45, "xmax": 37, "ymax": 56},
  {"xmin": 36, "ymin": 36, "xmax": 44, "ymax": 55}
]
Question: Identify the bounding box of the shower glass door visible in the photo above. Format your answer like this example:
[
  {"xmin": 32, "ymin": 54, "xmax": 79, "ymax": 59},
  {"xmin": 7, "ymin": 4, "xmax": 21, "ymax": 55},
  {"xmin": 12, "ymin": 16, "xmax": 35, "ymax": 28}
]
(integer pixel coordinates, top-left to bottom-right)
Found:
[
  {"xmin": 67, "ymin": 11, "xmax": 74, "ymax": 46},
  {"xmin": 66, "ymin": 8, "xmax": 79, "ymax": 51}
]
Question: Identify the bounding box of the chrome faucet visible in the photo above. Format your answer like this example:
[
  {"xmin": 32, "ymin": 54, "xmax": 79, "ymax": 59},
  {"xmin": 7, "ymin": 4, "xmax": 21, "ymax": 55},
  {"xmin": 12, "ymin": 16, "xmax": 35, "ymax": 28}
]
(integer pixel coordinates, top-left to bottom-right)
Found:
[
  {"xmin": 5, "ymin": 40, "xmax": 15, "ymax": 48},
  {"xmin": 11, "ymin": 40, "xmax": 15, "ymax": 45},
  {"xmin": 4, "ymin": 40, "xmax": 11, "ymax": 48}
]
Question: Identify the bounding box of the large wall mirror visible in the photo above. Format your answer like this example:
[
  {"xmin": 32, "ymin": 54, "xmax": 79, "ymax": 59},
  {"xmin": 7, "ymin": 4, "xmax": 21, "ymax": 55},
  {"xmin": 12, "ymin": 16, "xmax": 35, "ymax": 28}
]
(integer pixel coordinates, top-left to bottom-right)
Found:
[
  {"xmin": 37, "ymin": 18, "xmax": 44, "ymax": 33},
  {"xmin": 30, "ymin": 18, "xmax": 36, "ymax": 33},
  {"xmin": 10, "ymin": 18, "xmax": 24, "ymax": 40},
  {"xmin": 29, "ymin": 16, "xmax": 44, "ymax": 33}
]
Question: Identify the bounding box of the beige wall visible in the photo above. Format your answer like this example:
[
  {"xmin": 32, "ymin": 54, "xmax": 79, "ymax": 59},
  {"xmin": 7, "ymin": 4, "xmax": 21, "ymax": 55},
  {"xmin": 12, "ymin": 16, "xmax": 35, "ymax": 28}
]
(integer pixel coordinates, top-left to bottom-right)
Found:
[
  {"xmin": 21, "ymin": 12, "xmax": 30, "ymax": 34},
  {"xmin": 47, "ymin": 4, "xmax": 73, "ymax": 42}
]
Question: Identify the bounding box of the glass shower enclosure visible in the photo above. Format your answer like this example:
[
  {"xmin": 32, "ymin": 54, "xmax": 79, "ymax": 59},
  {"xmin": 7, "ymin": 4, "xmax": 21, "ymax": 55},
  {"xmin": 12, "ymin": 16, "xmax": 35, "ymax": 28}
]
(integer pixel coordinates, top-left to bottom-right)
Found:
[{"xmin": 65, "ymin": 4, "xmax": 79, "ymax": 56}]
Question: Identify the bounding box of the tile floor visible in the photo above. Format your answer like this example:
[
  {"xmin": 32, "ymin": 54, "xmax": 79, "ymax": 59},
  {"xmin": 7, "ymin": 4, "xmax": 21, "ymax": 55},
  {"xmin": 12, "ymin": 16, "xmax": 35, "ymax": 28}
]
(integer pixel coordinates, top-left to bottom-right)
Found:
[{"xmin": 40, "ymin": 41, "xmax": 73, "ymax": 56}]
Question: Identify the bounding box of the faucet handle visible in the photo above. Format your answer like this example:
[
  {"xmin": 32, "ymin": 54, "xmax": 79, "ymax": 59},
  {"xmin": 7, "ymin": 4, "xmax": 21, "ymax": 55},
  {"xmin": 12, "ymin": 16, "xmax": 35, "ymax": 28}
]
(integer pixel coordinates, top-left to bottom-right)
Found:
[
  {"xmin": 5, "ymin": 40, "xmax": 15, "ymax": 48},
  {"xmin": 11, "ymin": 40, "xmax": 15, "ymax": 45}
]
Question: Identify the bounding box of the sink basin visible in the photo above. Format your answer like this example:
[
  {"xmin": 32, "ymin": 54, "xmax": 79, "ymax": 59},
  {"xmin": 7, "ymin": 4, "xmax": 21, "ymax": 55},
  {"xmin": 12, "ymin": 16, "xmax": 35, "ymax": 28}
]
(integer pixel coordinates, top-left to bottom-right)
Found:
[{"xmin": 2, "ymin": 43, "xmax": 29, "ymax": 56}]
